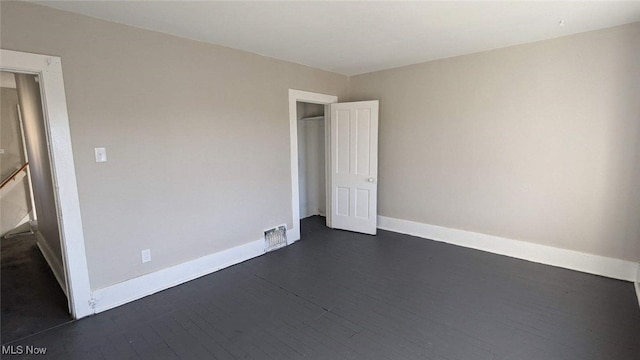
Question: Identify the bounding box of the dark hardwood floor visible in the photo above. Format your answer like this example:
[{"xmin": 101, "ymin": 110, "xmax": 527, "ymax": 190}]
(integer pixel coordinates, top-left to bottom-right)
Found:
[
  {"xmin": 1, "ymin": 231, "xmax": 72, "ymax": 345},
  {"xmin": 2, "ymin": 216, "xmax": 639, "ymax": 359}
]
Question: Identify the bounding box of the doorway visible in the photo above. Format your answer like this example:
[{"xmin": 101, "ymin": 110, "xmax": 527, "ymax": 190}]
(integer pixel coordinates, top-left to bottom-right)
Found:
[
  {"xmin": 288, "ymin": 90, "xmax": 337, "ymax": 241},
  {"xmin": 297, "ymin": 101, "xmax": 326, "ymax": 221},
  {"xmin": 1, "ymin": 49, "xmax": 92, "ymax": 321},
  {"xmin": 0, "ymin": 71, "xmax": 73, "ymax": 343},
  {"xmin": 289, "ymin": 90, "xmax": 380, "ymax": 239}
]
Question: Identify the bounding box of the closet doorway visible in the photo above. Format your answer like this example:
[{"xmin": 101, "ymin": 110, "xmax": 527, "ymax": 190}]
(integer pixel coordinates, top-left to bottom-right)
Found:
[
  {"xmin": 288, "ymin": 90, "xmax": 380, "ymax": 239},
  {"xmin": 297, "ymin": 102, "xmax": 327, "ymax": 221},
  {"xmin": 288, "ymin": 90, "xmax": 336, "ymax": 241}
]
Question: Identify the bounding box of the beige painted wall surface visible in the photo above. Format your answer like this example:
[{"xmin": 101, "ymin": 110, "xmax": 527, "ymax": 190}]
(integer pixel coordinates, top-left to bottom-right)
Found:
[
  {"xmin": 0, "ymin": 174, "xmax": 31, "ymax": 236},
  {"xmin": 349, "ymin": 23, "xmax": 640, "ymax": 262},
  {"xmin": 0, "ymin": 1, "xmax": 348, "ymax": 289},
  {"xmin": 1, "ymin": 86, "xmax": 25, "ymax": 179}
]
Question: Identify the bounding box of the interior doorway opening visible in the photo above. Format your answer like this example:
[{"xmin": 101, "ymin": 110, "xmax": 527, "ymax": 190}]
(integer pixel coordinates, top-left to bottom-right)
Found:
[
  {"xmin": 1, "ymin": 49, "xmax": 93, "ymax": 321},
  {"xmin": 290, "ymin": 90, "xmax": 380, "ymax": 239},
  {"xmin": 0, "ymin": 70, "xmax": 72, "ymax": 343},
  {"xmin": 288, "ymin": 89, "xmax": 337, "ymax": 242},
  {"xmin": 297, "ymin": 101, "xmax": 326, "ymax": 220}
]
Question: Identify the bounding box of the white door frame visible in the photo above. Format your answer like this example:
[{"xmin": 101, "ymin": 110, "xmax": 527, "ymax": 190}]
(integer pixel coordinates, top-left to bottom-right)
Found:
[
  {"xmin": 1, "ymin": 49, "xmax": 93, "ymax": 318},
  {"xmin": 288, "ymin": 89, "xmax": 337, "ymax": 241}
]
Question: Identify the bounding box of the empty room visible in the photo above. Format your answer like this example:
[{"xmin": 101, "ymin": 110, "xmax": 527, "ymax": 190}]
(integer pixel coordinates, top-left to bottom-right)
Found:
[{"xmin": 0, "ymin": 1, "xmax": 639, "ymax": 359}]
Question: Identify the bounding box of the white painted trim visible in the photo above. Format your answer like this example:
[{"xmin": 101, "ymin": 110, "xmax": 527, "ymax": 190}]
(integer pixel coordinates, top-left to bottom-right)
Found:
[
  {"xmin": 378, "ymin": 216, "xmax": 638, "ymax": 282},
  {"xmin": 323, "ymin": 104, "xmax": 332, "ymax": 229},
  {"xmin": 1, "ymin": 50, "xmax": 92, "ymax": 318},
  {"xmin": 288, "ymin": 89, "xmax": 337, "ymax": 242},
  {"xmin": 286, "ymin": 229, "xmax": 295, "ymax": 245},
  {"xmin": 636, "ymin": 264, "xmax": 640, "ymax": 309},
  {"xmin": 35, "ymin": 231, "xmax": 67, "ymax": 296},
  {"xmin": 91, "ymin": 238, "xmax": 267, "ymax": 314},
  {"xmin": 17, "ymin": 212, "xmax": 33, "ymax": 228}
]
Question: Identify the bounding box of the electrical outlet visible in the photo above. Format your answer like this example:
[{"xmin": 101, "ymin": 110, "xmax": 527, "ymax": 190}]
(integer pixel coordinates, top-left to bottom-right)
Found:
[{"xmin": 141, "ymin": 249, "xmax": 151, "ymax": 263}]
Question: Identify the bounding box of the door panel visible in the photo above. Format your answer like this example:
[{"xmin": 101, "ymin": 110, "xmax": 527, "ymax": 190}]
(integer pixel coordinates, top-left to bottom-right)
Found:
[
  {"xmin": 355, "ymin": 189, "xmax": 370, "ymax": 219},
  {"xmin": 336, "ymin": 111, "xmax": 350, "ymax": 174},
  {"xmin": 330, "ymin": 101, "xmax": 378, "ymax": 235},
  {"xmin": 336, "ymin": 187, "xmax": 350, "ymax": 216}
]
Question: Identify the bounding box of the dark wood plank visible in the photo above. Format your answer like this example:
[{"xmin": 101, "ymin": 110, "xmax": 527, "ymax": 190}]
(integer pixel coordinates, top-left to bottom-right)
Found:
[{"xmin": 1, "ymin": 233, "xmax": 72, "ymax": 344}]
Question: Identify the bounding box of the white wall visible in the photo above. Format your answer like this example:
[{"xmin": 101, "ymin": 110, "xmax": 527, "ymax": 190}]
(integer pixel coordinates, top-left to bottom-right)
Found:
[
  {"xmin": 349, "ymin": 22, "xmax": 640, "ymax": 263},
  {"xmin": 297, "ymin": 102, "xmax": 326, "ymax": 218},
  {"xmin": 0, "ymin": 1, "xmax": 348, "ymax": 290}
]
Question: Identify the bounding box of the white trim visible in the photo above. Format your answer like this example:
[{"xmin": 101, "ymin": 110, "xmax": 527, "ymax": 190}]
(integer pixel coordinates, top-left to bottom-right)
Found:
[
  {"xmin": 323, "ymin": 104, "xmax": 332, "ymax": 228},
  {"xmin": 91, "ymin": 237, "xmax": 270, "ymax": 314},
  {"xmin": 1, "ymin": 50, "xmax": 92, "ymax": 318},
  {"xmin": 17, "ymin": 212, "xmax": 33, "ymax": 228},
  {"xmin": 288, "ymin": 89, "xmax": 337, "ymax": 242},
  {"xmin": 636, "ymin": 264, "xmax": 640, "ymax": 309},
  {"xmin": 35, "ymin": 231, "xmax": 67, "ymax": 296},
  {"xmin": 285, "ymin": 229, "xmax": 295, "ymax": 246},
  {"xmin": 378, "ymin": 216, "xmax": 638, "ymax": 282}
]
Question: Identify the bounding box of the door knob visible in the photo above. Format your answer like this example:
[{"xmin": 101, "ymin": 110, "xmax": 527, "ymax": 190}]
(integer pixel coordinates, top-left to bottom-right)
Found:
[{"xmin": 367, "ymin": 177, "xmax": 375, "ymax": 183}]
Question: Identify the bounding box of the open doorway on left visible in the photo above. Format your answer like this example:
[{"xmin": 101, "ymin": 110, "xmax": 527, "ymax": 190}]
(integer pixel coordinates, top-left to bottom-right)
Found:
[{"xmin": 1, "ymin": 71, "xmax": 71, "ymax": 344}]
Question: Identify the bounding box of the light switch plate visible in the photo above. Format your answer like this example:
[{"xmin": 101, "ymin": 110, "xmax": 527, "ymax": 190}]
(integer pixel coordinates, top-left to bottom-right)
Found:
[
  {"xmin": 94, "ymin": 147, "xmax": 107, "ymax": 162},
  {"xmin": 141, "ymin": 249, "xmax": 151, "ymax": 263}
]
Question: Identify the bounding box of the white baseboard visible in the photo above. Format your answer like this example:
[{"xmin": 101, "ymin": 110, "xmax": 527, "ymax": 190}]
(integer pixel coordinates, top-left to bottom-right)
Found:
[
  {"xmin": 91, "ymin": 237, "xmax": 269, "ymax": 314},
  {"xmin": 79, "ymin": 219, "xmax": 640, "ymax": 314},
  {"xmin": 286, "ymin": 228, "xmax": 300, "ymax": 243},
  {"xmin": 35, "ymin": 231, "xmax": 68, "ymax": 296},
  {"xmin": 378, "ymin": 216, "xmax": 638, "ymax": 282},
  {"xmin": 16, "ymin": 212, "xmax": 32, "ymax": 228}
]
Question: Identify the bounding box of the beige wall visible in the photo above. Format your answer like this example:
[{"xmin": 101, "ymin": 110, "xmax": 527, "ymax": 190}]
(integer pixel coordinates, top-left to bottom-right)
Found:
[
  {"xmin": 1, "ymin": 1, "xmax": 348, "ymax": 289},
  {"xmin": 349, "ymin": 23, "xmax": 640, "ymax": 262},
  {"xmin": 1, "ymin": 85, "xmax": 25, "ymax": 179},
  {"xmin": 2, "ymin": 1, "xmax": 637, "ymax": 293}
]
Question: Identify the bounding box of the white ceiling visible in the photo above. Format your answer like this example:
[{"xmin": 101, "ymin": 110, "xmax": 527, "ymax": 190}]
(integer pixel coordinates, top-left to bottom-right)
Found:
[{"xmin": 31, "ymin": 1, "xmax": 640, "ymax": 76}]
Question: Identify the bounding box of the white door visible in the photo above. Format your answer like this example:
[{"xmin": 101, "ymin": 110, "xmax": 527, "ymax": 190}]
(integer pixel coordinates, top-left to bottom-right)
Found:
[{"xmin": 330, "ymin": 101, "xmax": 378, "ymax": 235}]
